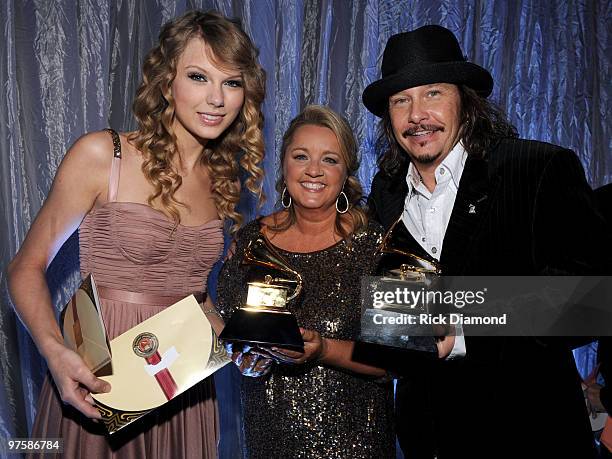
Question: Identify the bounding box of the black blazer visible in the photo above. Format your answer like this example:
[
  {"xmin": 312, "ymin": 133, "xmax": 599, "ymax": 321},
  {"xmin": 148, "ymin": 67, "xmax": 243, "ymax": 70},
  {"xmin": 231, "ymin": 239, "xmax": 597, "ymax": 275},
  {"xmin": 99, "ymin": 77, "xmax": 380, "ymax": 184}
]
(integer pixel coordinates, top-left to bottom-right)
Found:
[{"xmin": 368, "ymin": 138, "xmax": 612, "ymax": 459}]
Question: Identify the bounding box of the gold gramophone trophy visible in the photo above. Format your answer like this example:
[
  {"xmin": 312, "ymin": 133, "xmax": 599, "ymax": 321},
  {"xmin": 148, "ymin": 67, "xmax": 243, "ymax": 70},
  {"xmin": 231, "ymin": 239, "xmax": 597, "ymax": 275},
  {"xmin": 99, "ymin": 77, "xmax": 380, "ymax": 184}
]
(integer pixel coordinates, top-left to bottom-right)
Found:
[
  {"xmin": 360, "ymin": 216, "xmax": 447, "ymax": 353},
  {"xmin": 378, "ymin": 216, "xmax": 442, "ymax": 281},
  {"xmin": 219, "ymin": 235, "xmax": 304, "ymax": 351}
]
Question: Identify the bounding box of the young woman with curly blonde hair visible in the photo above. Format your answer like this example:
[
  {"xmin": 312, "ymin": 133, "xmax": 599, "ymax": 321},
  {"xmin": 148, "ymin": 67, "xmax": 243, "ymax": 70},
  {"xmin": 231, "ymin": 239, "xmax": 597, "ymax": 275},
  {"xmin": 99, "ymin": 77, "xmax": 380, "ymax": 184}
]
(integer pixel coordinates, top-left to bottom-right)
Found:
[{"xmin": 8, "ymin": 10, "xmax": 265, "ymax": 458}]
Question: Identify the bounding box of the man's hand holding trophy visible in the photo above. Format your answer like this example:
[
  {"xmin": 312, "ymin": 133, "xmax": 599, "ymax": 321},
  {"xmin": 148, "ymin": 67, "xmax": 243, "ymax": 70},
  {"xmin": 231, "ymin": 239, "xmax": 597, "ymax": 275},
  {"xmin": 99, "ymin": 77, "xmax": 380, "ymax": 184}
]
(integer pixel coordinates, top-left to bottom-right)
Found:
[{"xmin": 360, "ymin": 217, "xmax": 454, "ymax": 356}]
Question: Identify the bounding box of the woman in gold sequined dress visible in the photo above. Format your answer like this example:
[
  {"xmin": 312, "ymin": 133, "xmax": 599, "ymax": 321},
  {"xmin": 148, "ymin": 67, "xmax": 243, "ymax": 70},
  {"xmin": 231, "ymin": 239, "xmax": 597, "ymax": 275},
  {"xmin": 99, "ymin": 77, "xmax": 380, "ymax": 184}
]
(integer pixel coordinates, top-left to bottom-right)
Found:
[{"xmin": 216, "ymin": 105, "xmax": 395, "ymax": 458}]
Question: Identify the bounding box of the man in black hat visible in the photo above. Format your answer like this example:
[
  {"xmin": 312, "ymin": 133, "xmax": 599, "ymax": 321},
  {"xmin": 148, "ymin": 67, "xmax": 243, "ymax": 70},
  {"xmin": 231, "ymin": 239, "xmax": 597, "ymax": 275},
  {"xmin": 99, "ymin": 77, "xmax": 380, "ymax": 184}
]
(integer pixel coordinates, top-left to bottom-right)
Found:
[{"xmin": 364, "ymin": 25, "xmax": 611, "ymax": 458}]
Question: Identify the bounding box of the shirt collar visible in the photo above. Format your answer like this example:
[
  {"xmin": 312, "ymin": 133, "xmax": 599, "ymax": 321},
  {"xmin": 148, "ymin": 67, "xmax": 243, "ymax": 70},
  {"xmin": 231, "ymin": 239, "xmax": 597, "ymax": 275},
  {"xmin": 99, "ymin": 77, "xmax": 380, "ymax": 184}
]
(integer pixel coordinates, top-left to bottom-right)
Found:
[{"xmin": 441, "ymin": 141, "xmax": 468, "ymax": 188}]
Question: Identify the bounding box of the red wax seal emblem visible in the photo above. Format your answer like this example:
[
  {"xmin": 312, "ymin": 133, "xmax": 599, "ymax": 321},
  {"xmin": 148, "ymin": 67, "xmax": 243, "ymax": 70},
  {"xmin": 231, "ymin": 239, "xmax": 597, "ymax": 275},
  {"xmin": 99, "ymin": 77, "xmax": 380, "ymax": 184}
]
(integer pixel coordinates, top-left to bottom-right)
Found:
[
  {"xmin": 132, "ymin": 332, "xmax": 177, "ymax": 400},
  {"xmin": 133, "ymin": 332, "xmax": 159, "ymax": 358}
]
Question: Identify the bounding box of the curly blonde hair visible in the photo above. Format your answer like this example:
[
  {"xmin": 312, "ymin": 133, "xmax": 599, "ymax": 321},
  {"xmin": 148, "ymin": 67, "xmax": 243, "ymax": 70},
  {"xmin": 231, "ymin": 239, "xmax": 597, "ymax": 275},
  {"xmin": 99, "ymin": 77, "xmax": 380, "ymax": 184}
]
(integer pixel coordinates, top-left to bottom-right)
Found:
[
  {"xmin": 272, "ymin": 105, "xmax": 368, "ymax": 239},
  {"xmin": 129, "ymin": 10, "xmax": 265, "ymax": 233}
]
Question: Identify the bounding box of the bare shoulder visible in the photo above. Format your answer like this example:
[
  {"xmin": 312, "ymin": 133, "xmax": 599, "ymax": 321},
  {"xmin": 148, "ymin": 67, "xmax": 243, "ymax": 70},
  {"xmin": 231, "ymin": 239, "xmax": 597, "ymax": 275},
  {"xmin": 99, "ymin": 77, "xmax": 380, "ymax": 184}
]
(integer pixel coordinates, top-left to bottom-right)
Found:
[
  {"xmin": 66, "ymin": 130, "xmax": 117, "ymax": 165},
  {"xmin": 10, "ymin": 130, "xmax": 121, "ymax": 268},
  {"xmin": 53, "ymin": 130, "xmax": 120, "ymax": 204}
]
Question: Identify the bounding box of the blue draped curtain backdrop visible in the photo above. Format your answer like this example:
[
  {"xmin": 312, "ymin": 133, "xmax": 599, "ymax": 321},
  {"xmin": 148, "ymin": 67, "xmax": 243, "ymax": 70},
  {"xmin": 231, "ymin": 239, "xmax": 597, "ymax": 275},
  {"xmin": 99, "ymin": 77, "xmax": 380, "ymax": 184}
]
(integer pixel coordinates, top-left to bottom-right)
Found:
[{"xmin": 0, "ymin": 0, "xmax": 609, "ymax": 457}]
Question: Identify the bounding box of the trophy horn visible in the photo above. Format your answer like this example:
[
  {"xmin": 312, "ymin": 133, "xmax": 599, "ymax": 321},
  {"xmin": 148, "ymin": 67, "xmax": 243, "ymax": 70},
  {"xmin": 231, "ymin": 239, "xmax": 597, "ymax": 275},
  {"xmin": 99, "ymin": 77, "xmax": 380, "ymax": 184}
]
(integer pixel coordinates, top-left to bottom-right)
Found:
[
  {"xmin": 219, "ymin": 234, "xmax": 305, "ymax": 351},
  {"xmin": 243, "ymin": 235, "xmax": 303, "ymax": 301},
  {"xmin": 378, "ymin": 217, "xmax": 442, "ymax": 276}
]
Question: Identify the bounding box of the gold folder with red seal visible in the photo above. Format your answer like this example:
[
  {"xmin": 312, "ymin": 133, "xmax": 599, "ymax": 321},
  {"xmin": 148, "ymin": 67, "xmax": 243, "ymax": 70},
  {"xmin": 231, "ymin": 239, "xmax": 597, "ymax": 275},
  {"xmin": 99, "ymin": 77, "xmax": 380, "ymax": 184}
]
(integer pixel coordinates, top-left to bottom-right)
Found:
[{"xmin": 62, "ymin": 275, "xmax": 230, "ymax": 434}]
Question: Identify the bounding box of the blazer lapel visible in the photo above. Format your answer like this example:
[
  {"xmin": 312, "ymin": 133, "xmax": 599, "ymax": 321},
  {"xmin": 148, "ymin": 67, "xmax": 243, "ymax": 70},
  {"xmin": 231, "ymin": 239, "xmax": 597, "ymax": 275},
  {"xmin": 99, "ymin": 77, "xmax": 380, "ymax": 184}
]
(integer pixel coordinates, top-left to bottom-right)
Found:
[{"xmin": 440, "ymin": 155, "xmax": 499, "ymax": 273}]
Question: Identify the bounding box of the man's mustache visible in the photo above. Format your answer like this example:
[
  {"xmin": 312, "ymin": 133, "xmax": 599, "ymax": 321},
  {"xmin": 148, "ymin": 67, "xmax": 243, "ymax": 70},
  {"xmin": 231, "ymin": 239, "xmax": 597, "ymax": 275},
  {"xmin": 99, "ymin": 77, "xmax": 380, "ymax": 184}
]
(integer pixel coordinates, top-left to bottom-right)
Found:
[{"xmin": 402, "ymin": 125, "xmax": 444, "ymax": 138}]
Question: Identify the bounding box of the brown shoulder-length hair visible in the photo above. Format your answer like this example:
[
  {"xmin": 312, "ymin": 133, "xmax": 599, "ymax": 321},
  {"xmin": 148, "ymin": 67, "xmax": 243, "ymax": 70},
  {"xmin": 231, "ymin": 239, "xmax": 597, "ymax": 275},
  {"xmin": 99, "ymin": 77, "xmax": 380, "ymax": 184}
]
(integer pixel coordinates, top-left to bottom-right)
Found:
[
  {"xmin": 129, "ymin": 10, "xmax": 266, "ymax": 233},
  {"xmin": 271, "ymin": 105, "xmax": 368, "ymax": 239},
  {"xmin": 376, "ymin": 85, "xmax": 518, "ymax": 178}
]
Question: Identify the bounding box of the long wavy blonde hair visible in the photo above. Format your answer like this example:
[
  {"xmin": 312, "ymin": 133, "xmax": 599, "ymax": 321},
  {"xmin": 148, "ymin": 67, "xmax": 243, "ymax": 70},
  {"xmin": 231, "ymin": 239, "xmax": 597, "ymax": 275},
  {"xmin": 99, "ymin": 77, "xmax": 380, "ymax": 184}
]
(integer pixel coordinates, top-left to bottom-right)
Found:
[
  {"xmin": 272, "ymin": 105, "xmax": 368, "ymax": 239},
  {"xmin": 129, "ymin": 10, "xmax": 265, "ymax": 233}
]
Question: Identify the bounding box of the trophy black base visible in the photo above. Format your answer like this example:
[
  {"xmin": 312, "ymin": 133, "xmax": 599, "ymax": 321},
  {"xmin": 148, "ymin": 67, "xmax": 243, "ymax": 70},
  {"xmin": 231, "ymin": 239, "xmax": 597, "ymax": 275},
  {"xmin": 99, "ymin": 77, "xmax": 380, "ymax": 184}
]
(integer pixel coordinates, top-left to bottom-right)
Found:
[
  {"xmin": 356, "ymin": 309, "xmax": 439, "ymax": 373},
  {"xmin": 358, "ymin": 333, "xmax": 438, "ymax": 353},
  {"xmin": 219, "ymin": 309, "xmax": 304, "ymax": 352},
  {"xmin": 359, "ymin": 308, "xmax": 439, "ymax": 353}
]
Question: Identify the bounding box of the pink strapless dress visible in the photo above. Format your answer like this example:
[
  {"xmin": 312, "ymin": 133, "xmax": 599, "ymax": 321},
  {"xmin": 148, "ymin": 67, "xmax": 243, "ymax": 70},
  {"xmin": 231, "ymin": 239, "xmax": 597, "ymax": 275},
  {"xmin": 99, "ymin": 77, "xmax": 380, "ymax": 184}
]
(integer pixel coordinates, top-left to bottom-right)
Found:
[{"xmin": 30, "ymin": 201, "xmax": 224, "ymax": 459}]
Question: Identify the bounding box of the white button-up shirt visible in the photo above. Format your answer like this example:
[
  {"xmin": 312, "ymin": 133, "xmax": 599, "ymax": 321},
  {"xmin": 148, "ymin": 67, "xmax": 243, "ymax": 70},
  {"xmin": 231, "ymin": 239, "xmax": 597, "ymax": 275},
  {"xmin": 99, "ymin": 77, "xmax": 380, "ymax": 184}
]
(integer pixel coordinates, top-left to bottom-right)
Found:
[{"xmin": 402, "ymin": 142, "xmax": 467, "ymax": 358}]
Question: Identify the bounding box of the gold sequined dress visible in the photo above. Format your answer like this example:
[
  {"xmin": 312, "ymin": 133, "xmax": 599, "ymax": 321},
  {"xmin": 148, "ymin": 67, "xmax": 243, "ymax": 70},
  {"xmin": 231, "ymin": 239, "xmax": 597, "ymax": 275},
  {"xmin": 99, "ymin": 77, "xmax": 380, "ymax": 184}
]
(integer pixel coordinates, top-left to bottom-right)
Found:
[{"xmin": 216, "ymin": 220, "xmax": 395, "ymax": 459}]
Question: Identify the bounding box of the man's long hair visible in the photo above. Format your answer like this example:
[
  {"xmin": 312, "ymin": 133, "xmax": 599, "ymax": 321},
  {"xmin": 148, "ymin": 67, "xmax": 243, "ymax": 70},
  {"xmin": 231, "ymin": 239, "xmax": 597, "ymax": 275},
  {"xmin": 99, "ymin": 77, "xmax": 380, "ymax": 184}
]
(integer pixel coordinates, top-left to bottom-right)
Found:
[{"xmin": 375, "ymin": 85, "xmax": 518, "ymax": 178}]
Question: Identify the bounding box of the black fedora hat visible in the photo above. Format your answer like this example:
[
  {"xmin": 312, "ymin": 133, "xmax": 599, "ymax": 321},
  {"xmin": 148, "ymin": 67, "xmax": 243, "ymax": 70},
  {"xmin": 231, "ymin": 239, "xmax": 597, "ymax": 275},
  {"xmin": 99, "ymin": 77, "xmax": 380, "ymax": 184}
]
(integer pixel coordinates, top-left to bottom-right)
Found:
[{"xmin": 362, "ymin": 25, "xmax": 493, "ymax": 117}]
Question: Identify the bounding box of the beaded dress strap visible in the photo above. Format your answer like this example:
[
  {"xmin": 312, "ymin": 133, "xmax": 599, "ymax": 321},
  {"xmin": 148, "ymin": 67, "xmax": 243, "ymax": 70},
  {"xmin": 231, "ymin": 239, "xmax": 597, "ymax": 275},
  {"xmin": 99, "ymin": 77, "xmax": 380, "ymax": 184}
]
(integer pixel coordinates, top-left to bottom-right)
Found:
[{"xmin": 105, "ymin": 128, "xmax": 122, "ymax": 202}]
